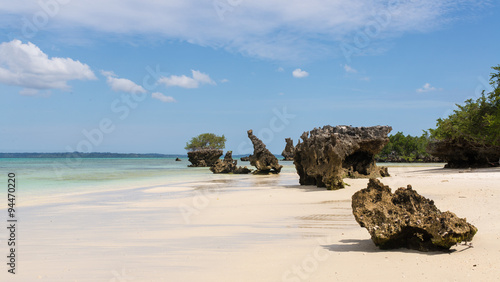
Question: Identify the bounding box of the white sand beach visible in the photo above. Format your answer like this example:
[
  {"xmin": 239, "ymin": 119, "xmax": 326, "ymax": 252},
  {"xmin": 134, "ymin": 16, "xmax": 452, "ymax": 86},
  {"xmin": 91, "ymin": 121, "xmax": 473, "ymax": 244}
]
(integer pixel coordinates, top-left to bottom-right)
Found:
[{"xmin": 4, "ymin": 166, "xmax": 500, "ymax": 281}]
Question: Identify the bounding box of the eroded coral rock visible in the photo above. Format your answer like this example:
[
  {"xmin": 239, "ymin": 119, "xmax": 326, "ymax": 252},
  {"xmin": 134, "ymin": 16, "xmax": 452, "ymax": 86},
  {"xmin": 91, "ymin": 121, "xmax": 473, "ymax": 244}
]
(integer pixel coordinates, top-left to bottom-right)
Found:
[
  {"xmin": 352, "ymin": 179, "xmax": 478, "ymax": 251},
  {"xmin": 428, "ymin": 140, "xmax": 500, "ymax": 168},
  {"xmin": 294, "ymin": 125, "xmax": 391, "ymax": 189},
  {"xmin": 187, "ymin": 149, "xmax": 223, "ymax": 167},
  {"xmin": 281, "ymin": 138, "xmax": 295, "ymax": 161},
  {"xmin": 247, "ymin": 130, "xmax": 282, "ymax": 174},
  {"xmin": 210, "ymin": 151, "xmax": 252, "ymax": 174}
]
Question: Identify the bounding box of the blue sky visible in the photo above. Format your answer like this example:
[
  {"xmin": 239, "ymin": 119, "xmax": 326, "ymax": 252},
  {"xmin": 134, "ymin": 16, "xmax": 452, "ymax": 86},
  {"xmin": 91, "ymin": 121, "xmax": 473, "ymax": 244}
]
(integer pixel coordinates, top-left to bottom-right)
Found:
[{"xmin": 0, "ymin": 0, "xmax": 499, "ymax": 154}]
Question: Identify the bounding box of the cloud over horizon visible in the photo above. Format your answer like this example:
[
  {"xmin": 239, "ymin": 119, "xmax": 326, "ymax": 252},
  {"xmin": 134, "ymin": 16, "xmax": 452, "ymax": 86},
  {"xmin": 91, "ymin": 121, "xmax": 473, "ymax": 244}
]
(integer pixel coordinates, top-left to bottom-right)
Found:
[
  {"xmin": 0, "ymin": 40, "xmax": 96, "ymax": 94},
  {"xmin": 0, "ymin": 1, "xmax": 489, "ymax": 61}
]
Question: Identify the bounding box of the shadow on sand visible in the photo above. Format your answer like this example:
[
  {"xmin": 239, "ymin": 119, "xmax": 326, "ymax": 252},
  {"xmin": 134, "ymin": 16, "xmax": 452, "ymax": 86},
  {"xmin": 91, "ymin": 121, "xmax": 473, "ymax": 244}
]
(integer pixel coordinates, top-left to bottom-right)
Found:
[{"xmin": 322, "ymin": 239, "xmax": 473, "ymax": 255}]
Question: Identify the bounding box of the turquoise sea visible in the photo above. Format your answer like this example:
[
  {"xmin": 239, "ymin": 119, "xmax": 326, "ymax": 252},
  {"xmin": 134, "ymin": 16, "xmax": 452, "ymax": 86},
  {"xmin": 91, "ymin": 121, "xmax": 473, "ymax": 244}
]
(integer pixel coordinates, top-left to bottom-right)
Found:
[
  {"xmin": 0, "ymin": 158, "xmax": 207, "ymax": 197},
  {"xmin": 0, "ymin": 158, "xmax": 301, "ymax": 198}
]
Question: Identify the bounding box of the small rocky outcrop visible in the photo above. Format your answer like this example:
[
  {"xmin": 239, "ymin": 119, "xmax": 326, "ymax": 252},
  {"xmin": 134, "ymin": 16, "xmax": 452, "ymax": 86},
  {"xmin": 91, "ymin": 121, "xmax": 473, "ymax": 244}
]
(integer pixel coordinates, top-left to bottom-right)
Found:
[
  {"xmin": 240, "ymin": 156, "xmax": 250, "ymax": 161},
  {"xmin": 210, "ymin": 151, "xmax": 252, "ymax": 174},
  {"xmin": 247, "ymin": 130, "xmax": 282, "ymax": 174},
  {"xmin": 175, "ymin": 158, "xmax": 182, "ymax": 161},
  {"xmin": 428, "ymin": 140, "xmax": 500, "ymax": 168},
  {"xmin": 352, "ymin": 179, "xmax": 478, "ymax": 251},
  {"xmin": 187, "ymin": 149, "xmax": 223, "ymax": 167},
  {"xmin": 281, "ymin": 138, "xmax": 295, "ymax": 161},
  {"xmin": 294, "ymin": 125, "xmax": 391, "ymax": 190}
]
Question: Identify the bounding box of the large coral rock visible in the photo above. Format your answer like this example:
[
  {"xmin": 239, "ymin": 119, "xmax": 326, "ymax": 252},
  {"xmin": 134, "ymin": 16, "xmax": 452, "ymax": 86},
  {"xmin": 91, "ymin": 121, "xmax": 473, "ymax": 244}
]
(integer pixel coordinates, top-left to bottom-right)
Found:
[
  {"xmin": 247, "ymin": 130, "xmax": 283, "ymax": 174},
  {"xmin": 428, "ymin": 140, "xmax": 500, "ymax": 168},
  {"xmin": 187, "ymin": 149, "xmax": 223, "ymax": 167},
  {"xmin": 294, "ymin": 125, "xmax": 391, "ymax": 190},
  {"xmin": 281, "ymin": 138, "xmax": 295, "ymax": 161},
  {"xmin": 210, "ymin": 151, "xmax": 252, "ymax": 174},
  {"xmin": 352, "ymin": 179, "xmax": 478, "ymax": 251}
]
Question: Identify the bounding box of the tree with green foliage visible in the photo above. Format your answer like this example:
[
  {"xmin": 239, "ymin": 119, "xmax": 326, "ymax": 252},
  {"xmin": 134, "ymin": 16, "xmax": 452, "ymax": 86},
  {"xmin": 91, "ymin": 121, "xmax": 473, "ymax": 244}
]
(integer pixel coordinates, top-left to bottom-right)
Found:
[
  {"xmin": 378, "ymin": 131, "xmax": 433, "ymax": 162},
  {"xmin": 185, "ymin": 133, "xmax": 226, "ymax": 151},
  {"xmin": 429, "ymin": 65, "xmax": 500, "ymax": 146}
]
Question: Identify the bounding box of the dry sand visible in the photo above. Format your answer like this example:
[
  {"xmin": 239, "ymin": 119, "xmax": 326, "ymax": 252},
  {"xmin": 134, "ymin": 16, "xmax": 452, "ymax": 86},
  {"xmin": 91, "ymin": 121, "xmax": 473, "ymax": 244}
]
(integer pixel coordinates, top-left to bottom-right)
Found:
[{"xmin": 3, "ymin": 166, "xmax": 500, "ymax": 281}]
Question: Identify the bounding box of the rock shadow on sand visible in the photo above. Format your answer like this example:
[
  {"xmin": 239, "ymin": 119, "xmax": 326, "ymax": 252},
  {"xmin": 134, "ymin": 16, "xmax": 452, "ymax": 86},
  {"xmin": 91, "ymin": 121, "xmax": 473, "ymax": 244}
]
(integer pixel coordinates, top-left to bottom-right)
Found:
[{"xmin": 323, "ymin": 239, "xmax": 473, "ymax": 255}]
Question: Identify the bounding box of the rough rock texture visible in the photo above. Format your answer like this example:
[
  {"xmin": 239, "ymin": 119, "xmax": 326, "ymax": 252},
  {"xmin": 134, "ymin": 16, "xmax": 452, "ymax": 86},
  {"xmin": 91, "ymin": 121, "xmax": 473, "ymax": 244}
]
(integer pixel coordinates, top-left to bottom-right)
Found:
[
  {"xmin": 294, "ymin": 125, "xmax": 391, "ymax": 190},
  {"xmin": 428, "ymin": 140, "xmax": 500, "ymax": 168},
  {"xmin": 187, "ymin": 149, "xmax": 223, "ymax": 167},
  {"xmin": 247, "ymin": 130, "xmax": 283, "ymax": 174},
  {"xmin": 240, "ymin": 156, "xmax": 250, "ymax": 161},
  {"xmin": 281, "ymin": 138, "xmax": 295, "ymax": 161},
  {"xmin": 352, "ymin": 178, "xmax": 478, "ymax": 251},
  {"xmin": 210, "ymin": 151, "xmax": 252, "ymax": 174}
]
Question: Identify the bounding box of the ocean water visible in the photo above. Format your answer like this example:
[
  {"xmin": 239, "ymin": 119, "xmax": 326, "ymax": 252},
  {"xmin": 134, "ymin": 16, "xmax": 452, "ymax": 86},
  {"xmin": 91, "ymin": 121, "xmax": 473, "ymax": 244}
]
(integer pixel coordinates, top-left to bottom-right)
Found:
[
  {"xmin": 0, "ymin": 158, "xmax": 298, "ymax": 198},
  {"xmin": 0, "ymin": 158, "xmax": 210, "ymax": 197}
]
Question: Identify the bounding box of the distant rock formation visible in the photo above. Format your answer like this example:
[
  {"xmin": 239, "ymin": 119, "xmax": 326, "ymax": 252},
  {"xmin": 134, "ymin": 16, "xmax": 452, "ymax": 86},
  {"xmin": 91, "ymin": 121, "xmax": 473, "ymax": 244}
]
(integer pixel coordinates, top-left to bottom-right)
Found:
[
  {"xmin": 187, "ymin": 149, "xmax": 223, "ymax": 167},
  {"xmin": 175, "ymin": 158, "xmax": 182, "ymax": 161},
  {"xmin": 247, "ymin": 130, "xmax": 283, "ymax": 174},
  {"xmin": 281, "ymin": 138, "xmax": 295, "ymax": 161},
  {"xmin": 352, "ymin": 179, "xmax": 478, "ymax": 251},
  {"xmin": 240, "ymin": 156, "xmax": 250, "ymax": 161},
  {"xmin": 428, "ymin": 140, "xmax": 500, "ymax": 168},
  {"xmin": 294, "ymin": 125, "xmax": 391, "ymax": 190},
  {"xmin": 210, "ymin": 151, "xmax": 252, "ymax": 174}
]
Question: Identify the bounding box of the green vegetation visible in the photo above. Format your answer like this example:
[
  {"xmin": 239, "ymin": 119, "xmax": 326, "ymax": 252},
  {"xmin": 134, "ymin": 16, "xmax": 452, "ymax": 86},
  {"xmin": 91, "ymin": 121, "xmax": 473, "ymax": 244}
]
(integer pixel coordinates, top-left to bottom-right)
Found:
[
  {"xmin": 429, "ymin": 65, "xmax": 500, "ymax": 146},
  {"xmin": 185, "ymin": 133, "xmax": 226, "ymax": 151},
  {"xmin": 377, "ymin": 131, "xmax": 433, "ymax": 162}
]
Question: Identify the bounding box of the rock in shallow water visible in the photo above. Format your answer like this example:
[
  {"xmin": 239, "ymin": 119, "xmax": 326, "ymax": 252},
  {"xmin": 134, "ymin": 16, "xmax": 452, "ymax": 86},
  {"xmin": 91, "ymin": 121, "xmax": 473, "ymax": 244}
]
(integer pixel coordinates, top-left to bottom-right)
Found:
[
  {"xmin": 294, "ymin": 125, "xmax": 391, "ymax": 190},
  {"xmin": 210, "ymin": 151, "xmax": 252, "ymax": 174},
  {"xmin": 187, "ymin": 149, "xmax": 223, "ymax": 167},
  {"xmin": 247, "ymin": 130, "xmax": 282, "ymax": 174},
  {"xmin": 281, "ymin": 138, "xmax": 295, "ymax": 161},
  {"xmin": 351, "ymin": 179, "xmax": 478, "ymax": 251}
]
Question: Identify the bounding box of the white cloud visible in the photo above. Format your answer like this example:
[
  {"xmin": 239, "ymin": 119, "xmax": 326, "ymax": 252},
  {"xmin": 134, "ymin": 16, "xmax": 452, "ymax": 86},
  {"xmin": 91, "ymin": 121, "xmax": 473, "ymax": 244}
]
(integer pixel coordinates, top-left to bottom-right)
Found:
[
  {"xmin": 152, "ymin": 92, "xmax": 176, "ymax": 103},
  {"xmin": 292, "ymin": 68, "xmax": 309, "ymax": 78},
  {"xmin": 0, "ymin": 40, "xmax": 96, "ymax": 93},
  {"xmin": 158, "ymin": 70, "xmax": 215, "ymax": 89},
  {"xmin": 101, "ymin": 71, "xmax": 146, "ymax": 94},
  {"xmin": 220, "ymin": 78, "xmax": 229, "ymax": 83},
  {"xmin": 0, "ymin": 1, "xmax": 487, "ymax": 61},
  {"xmin": 417, "ymin": 83, "xmax": 439, "ymax": 93},
  {"xmin": 344, "ymin": 64, "xmax": 357, "ymax": 73}
]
